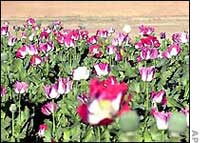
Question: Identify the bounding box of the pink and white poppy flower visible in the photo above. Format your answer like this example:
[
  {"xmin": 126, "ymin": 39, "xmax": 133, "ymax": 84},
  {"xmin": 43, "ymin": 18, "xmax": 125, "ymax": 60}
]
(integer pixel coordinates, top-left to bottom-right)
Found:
[
  {"xmin": 38, "ymin": 124, "xmax": 48, "ymax": 137},
  {"xmin": 172, "ymin": 32, "xmax": 189, "ymax": 44},
  {"xmin": 96, "ymin": 29, "xmax": 108, "ymax": 38},
  {"xmin": 41, "ymin": 102, "xmax": 58, "ymax": 116},
  {"xmin": 139, "ymin": 66, "xmax": 156, "ymax": 81},
  {"xmin": 8, "ymin": 36, "xmax": 17, "ymax": 47},
  {"xmin": 1, "ymin": 22, "xmax": 9, "ymax": 36},
  {"xmin": 30, "ymin": 55, "xmax": 42, "ymax": 66},
  {"xmin": 1, "ymin": 85, "xmax": 7, "ymax": 97},
  {"xmin": 13, "ymin": 81, "xmax": 28, "ymax": 94},
  {"xmin": 16, "ymin": 45, "xmax": 29, "ymax": 59},
  {"xmin": 28, "ymin": 44, "xmax": 38, "ymax": 55},
  {"xmin": 150, "ymin": 90, "xmax": 167, "ymax": 106},
  {"xmin": 89, "ymin": 44, "xmax": 103, "ymax": 58},
  {"xmin": 106, "ymin": 45, "xmax": 116, "ymax": 55},
  {"xmin": 162, "ymin": 44, "xmax": 181, "ymax": 59},
  {"xmin": 140, "ymin": 48, "xmax": 159, "ymax": 60},
  {"xmin": 44, "ymin": 83, "xmax": 60, "ymax": 99},
  {"xmin": 77, "ymin": 76, "xmax": 131, "ymax": 125},
  {"xmin": 138, "ymin": 25, "xmax": 155, "ymax": 36},
  {"xmin": 94, "ymin": 63, "xmax": 110, "ymax": 76},
  {"xmin": 151, "ymin": 107, "xmax": 172, "ymax": 130},
  {"xmin": 87, "ymin": 35, "xmax": 97, "ymax": 45},
  {"xmin": 57, "ymin": 77, "xmax": 73, "ymax": 94}
]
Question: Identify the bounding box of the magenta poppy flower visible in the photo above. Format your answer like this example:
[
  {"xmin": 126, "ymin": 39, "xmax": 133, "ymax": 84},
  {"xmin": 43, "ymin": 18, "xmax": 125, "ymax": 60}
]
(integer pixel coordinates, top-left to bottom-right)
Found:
[
  {"xmin": 172, "ymin": 32, "xmax": 189, "ymax": 44},
  {"xmin": 30, "ymin": 55, "xmax": 42, "ymax": 66},
  {"xmin": 13, "ymin": 81, "xmax": 28, "ymax": 94},
  {"xmin": 64, "ymin": 35, "xmax": 75, "ymax": 47},
  {"xmin": 108, "ymin": 27, "xmax": 115, "ymax": 35},
  {"xmin": 180, "ymin": 108, "xmax": 189, "ymax": 126},
  {"xmin": 57, "ymin": 77, "xmax": 73, "ymax": 94},
  {"xmin": 41, "ymin": 102, "xmax": 58, "ymax": 116},
  {"xmin": 87, "ymin": 35, "xmax": 97, "ymax": 45},
  {"xmin": 70, "ymin": 29, "xmax": 80, "ymax": 41},
  {"xmin": 106, "ymin": 45, "xmax": 116, "ymax": 55},
  {"xmin": 150, "ymin": 90, "xmax": 167, "ymax": 106},
  {"xmin": 38, "ymin": 41, "xmax": 54, "ymax": 53},
  {"xmin": 8, "ymin": 36, "xmax": 17, "ymax": 47},
  {"xmin": 139, "ymin": 66, "xmax": 155, "ymax": 81},
  {"xmin": 162, "ymin": 44, "xmax": 181, "ymax": 59},
  {"xmin": 1, "ymin": 22, "xmax": 9, "ymax": 36},
  {"xmin": 28, "ymin": 44, "xmax": 38, "ymax": 55},
  {"xmin": 136, "ymin": 36, "xmax": 160, "ymax": 49},
  {"xmin": 16, "ymin": 45, "xmax": 29, "ymax": 59},
  {"xmin": 77, "ymin": 76, "xmax": 131, "ymax": 125},
  {"xmin": 151, "ymin": 107, "xmax": 172, "ymax": 130},
  {"xmin": 40, "ymin": 31, "xmax": 49, "ymax": 39},
  {"xmin": 79, "ymin": 30, "xmax": 89, "ymax": 39},
  {"xmin": 138, "ymin": 25, "xmax": 155, "ymax": 36},
  {"xmin": 117, "ymin": 32, "xmax": 127, "ymax": 46},
  {"xmin": 96, "ymin": 29, "xmax": 108, "ymax": 38},
  {"xmin": 115, "ymin": 51, "xmax": 123, "ymax": 61},
  {"xmin": 44, "ymin": 83, "xmax": 60, "ymax": 99},
  {"xmin": 140, "ymin": 48, "xmax": 159, "ymax": 60},
  {"xmin": 26, "ymin": 17, "xmax": 36, "ymax": 26},
  {"xmin": 1, "ymin": 85, "xmax": 7, "ymax": 97},
  {"xmin": 38, "ymin": 124, "xmax": 48, "ymax": 137},
  {"xmin": 112, "ymin": 38, "xmax": 118, "ymax": 46},
  {"xmin": 21, "ymin": 32, "xmax": 27, "ymax": 39},
  {"xmin": 52, "ymin": 20, "xmax": 62, "ymax": 30},
  {"xmin": 136, "ymin": 55, "xmax": 143, "ymax": 62},
  {"xmin": 94, "ymin": 63, "xmax": 110, "ymax": 76},
  {"xmin": 160, "ymin": 32, "xmax": 166, "ymax": 39},
  {"xmin": 89, "ymin": 44, "xmax": 103, "ymax": 58},
  {"xmin": 55, "ymin": 32, "xmax": 65, "ymax": 44}
]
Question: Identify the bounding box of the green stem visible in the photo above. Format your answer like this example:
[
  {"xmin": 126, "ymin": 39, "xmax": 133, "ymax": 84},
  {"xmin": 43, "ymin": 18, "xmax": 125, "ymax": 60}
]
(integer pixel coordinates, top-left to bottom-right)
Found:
[
  {"xmin": 18, "ymin": 94, "xmax": 21, "ymax": 122},
  {"xmin": 74, "ymin": 47, "xmax": 76, "ymax": 62},
  {"xmin": 146, "ymin": 82, "xmax": 149, "ymax": 113},
  {"xmin": 69, "ymin": 52, "xmax": 71, "ymax": 68},
  {"xmin": 162, "ymin": 130, "xmax": 165, "ymax": 142},
  {"xmin": 109, "ymin": 55, "xmax": 112, "ymax": 66},
  {"xmin": 52, "ymin": 99, "xmax": 55, "ymax": 138},
  {"xmin": 12, "ymin": 112, "xmax": 14, "ymax": 138},
  {"xmin": 184, "ymin": 83, "xmax": 189, "ymax": 98}
]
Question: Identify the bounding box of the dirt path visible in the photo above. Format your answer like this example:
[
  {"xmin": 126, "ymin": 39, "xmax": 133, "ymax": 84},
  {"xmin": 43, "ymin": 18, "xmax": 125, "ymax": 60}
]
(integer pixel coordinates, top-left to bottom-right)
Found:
[{"xmin": 1, "ymin": 1, "xmax": 189, "ymax": 35}]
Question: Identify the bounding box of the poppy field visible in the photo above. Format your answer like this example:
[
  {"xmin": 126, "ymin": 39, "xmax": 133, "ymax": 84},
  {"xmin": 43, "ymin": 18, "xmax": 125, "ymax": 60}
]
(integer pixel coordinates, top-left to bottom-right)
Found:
[{"xmin": 1, "ymin": 18, "xmax": 189, "ymax": 142}]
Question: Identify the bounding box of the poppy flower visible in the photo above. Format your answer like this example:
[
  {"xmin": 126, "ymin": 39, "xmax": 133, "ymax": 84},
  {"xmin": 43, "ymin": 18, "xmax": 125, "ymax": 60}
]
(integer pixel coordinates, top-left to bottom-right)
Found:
[
  {"xmin": 94, "ymin": 63, "xmax": 110, "ymax": 76},
  {"xmin": 73, "ymin": 66, "xmax": 90, "ymax": 81},
  {"xmin": 77, "ymin": 76, "xmax": 131, "ymax": 125},
  {"xmin": 13, "ymin": 81, "xmax": 28, "ymax": 94},
  {"xmin": 139, "ymin": 66, "xmax": 156, "ymax": 81},
  {"xmin": 38, "ymin": 124, "xmax": 48, "ymax": 137},
  {"xmin": 151, "ymin": 107, "xmax": 172, "ymax": 130},
  {"xmin": 41, "ymin": 102, "xmax": 58, "ymax": 116}
]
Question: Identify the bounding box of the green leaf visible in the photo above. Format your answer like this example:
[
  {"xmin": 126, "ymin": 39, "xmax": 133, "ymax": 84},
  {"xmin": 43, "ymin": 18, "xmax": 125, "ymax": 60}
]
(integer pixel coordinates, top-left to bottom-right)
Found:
[
  {"xmin": 63, "ymin": 129, "xmax": 70, "ymax": 141},
  {"xmin": 168, "ymin": 97, "xmax": 183, "ymax": 108}
]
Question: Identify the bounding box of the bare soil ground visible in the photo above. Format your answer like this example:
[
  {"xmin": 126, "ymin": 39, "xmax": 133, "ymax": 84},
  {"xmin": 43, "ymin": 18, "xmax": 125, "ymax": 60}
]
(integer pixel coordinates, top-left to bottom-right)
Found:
[{"xmin": 1, "ymin": 1, "xmax": 189, "ymax": 35}]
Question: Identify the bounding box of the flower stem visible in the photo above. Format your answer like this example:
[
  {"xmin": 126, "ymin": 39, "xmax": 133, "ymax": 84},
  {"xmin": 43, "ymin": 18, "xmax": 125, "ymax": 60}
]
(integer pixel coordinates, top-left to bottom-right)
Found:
[
  {"xmin": 146, "ymin": 82, "xmax": 149, "ymax": 113},
  {"xmin": 52, "ymin": 99, "xmax": 55, "ymax": 138},
  {"xmin": 18, "ymin": 94, "xmax": 21, "ymax": 122},
  {"xmin": 12, "ymin": 112, "xmax": 15, "ymax": 138},
  {"xmin": 74, "ymin": 47, "xmax": 76, "ymax": 62},
  {"xmin": 69, "ymin": 52, "xmax": 71, "ymax": 68}
]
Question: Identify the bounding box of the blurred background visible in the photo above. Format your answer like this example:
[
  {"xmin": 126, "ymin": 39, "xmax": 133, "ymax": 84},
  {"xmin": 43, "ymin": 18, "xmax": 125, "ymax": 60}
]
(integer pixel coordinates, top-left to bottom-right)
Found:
[{"xmin": 1, "ymin": 1, "xmax": 189, "ymax": 35}]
